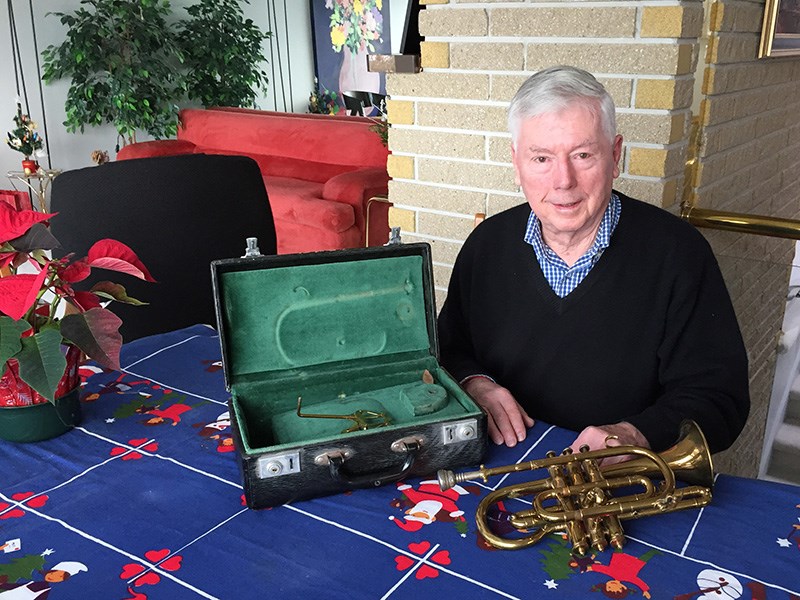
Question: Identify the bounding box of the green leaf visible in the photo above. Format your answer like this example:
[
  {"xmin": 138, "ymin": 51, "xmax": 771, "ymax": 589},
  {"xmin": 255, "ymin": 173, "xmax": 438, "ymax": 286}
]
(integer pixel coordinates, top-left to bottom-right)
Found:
[
  {"xmin": 0, "ymin": 316, "xmax": 28, "ymax": 369},
  {"xmin": 16, "ymin": 329, "xmax": 67, "ymax": 402},
  {"xmin": 90, "ymin": 281, "xmax": 148, "ymax": 306},
  {"xmin": 59, "ymin": 308, "xmax": 122, "ymax": 370}
]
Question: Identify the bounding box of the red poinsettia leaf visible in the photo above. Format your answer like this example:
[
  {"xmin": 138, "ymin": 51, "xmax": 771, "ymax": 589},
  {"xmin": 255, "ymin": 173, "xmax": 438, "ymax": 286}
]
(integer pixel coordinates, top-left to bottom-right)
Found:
[
  {"xmin": 59, "ymin": 308, "xmax": 122, "ymax": 370},
  {"xmin": 0, "ymin": 269, "xmax": 48, "ymax": 320},
  {"xmin": 0, "ymin": 203, "xmax": 55, "ymax": 245},
  {"xmin": 61, "ymin": 259, "xmax": 91, "ymax": 283},
  {"xmin": 0, "ymin": 252, "xmax": 16, "ymax": 270},
  {"xmin": 90, "ymin": 281, "xmax": 148, "ymax": 306},
  {"xmin": 86, "ymin": 240, "xmax": 156, "ymax": 282},
  {"xmin": 71, "ymin": 291, "xmax": 102, "ymax": 311}
]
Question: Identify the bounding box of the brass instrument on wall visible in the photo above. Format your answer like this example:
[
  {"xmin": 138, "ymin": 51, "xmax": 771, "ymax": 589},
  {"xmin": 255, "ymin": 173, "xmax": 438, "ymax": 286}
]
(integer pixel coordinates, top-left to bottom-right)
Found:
[{"xmin": 437, "ymin": 420, "xmax": 713, "ymax": 554}]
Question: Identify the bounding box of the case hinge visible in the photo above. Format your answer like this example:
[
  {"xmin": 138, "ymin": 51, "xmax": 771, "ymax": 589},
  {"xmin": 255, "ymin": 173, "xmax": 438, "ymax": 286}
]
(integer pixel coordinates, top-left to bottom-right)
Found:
[
  {"xmin": 256, "ymin": 451, "xmax": 300, "ymax": 479},
  {"xmin": 442, "ymin": 419, "xmax": 479, "ymax": 445}
]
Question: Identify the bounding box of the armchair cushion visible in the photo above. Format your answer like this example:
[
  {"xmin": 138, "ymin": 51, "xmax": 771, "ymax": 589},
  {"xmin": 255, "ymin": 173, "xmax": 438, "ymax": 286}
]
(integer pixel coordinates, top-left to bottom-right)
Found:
[{"xmin": 117, "ymin": 139, "xmax": 196, "ymax": 160}]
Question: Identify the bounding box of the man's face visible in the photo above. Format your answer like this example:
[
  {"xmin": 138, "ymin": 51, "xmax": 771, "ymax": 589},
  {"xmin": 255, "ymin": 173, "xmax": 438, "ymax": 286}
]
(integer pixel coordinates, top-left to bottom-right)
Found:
[{"xmin": 511, "ymin": 102, "xmax": 622, "ymax": 248}]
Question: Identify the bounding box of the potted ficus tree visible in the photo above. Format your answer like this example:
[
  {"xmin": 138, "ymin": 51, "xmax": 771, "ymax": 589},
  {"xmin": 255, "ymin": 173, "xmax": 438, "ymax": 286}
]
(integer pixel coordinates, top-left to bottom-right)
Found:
[
  {"xmin": 177, "ymin": 0, "xmax": 270, "ymax": 109},
  {"xmin": 0, "ymin": 203, "xmax": 153, "ymax": 442},
  {"xmin": 41, "ymin": 0, "xmax": 271, "ymax": 151},
  {"xmin": 41, "ymin": 0, "xmax": 183, "ymax": 147}
]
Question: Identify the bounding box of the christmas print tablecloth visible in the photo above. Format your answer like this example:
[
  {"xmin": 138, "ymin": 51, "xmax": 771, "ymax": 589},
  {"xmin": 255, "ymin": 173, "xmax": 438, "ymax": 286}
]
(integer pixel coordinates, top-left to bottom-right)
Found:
[{"xmin": 1, "ymin": 325, "xmax": 798, "ymax": 599}]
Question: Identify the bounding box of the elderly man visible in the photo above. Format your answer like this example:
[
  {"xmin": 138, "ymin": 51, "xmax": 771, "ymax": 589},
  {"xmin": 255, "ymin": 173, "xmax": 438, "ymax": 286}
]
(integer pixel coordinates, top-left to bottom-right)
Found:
[{"xmin": 437, "ymin": 65, "xmax": 749, "ymax": 456}]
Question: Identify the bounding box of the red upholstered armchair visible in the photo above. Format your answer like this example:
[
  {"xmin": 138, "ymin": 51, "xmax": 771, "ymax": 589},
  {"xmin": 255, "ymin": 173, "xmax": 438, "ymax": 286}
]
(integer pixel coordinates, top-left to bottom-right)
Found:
[{"xmin": 118, "ymin": 108, "xmax": 391, "ymax": 254}]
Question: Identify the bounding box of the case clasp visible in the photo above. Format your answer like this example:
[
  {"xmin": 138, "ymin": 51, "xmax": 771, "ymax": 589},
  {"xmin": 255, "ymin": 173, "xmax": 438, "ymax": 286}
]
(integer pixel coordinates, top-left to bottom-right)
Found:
[
  {"xmin": 256, "ymin": 451, "xmax": 300, "ymax": 479},
  {"xmin": 314, "ymin": 448, "xmax": 355, "ymax": 466},
  {"xmin": 442, "ymin": 419, "xmax": 479, "ymax": 445}
]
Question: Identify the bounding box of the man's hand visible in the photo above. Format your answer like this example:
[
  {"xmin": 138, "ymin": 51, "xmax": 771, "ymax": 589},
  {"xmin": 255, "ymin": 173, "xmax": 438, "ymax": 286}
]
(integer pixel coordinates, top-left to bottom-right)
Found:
[
  {"xmin": 463, "ymin": 377, "xmax": 534, "ymax": 447},
  {"xmin": 569, "ymin": 422, "xmax": 650, "ymax": 466}
]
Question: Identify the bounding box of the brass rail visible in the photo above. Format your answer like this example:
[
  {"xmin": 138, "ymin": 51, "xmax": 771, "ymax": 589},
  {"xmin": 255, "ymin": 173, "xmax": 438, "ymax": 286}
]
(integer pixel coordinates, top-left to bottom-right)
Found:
[{"xmin": 680, "ymin": 204, "xmax": 800, "ymax": 241}]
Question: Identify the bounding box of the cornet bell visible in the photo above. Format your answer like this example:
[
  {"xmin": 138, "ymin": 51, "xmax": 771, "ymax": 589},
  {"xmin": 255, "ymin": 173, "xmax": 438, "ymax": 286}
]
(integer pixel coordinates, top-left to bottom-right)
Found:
[{"xmin": 437, "ymin": 420, "xmax": 714, "ymax": 554}]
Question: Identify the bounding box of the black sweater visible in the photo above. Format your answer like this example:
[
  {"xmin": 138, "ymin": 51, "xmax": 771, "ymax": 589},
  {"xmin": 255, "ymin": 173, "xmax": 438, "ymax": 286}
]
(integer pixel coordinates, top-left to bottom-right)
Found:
[{"xmin": 438, "ymin": 194, "xmax": 750, "ymax": 453}]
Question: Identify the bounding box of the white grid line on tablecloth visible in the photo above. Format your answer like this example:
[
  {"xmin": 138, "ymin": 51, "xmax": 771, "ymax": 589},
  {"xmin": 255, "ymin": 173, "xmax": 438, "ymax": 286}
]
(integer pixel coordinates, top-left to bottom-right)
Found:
[
  {"xmin": 123, "ymin": 333, "xmax": 211, "ymax": 370},
  {"xmin": 286, "ymin": 504, "xmax": 523, "ymax": 600},
  {"xmin": 679, "ymin": 472, "xmax": 719, "ymax": 556},
  {"xmin": 380, "ymin": 543, "xmax": 442, "ymax": 600},
  {"xmin": 124, "ymin": 507, "xmax": 249, "ymax": 588},
  {"xmin": 0, "ymin": 490, "xmax": 221, "ymax": 600},
  {"xmin": 78, "ymin": 428, "xmax": 244, "ymax": 489},
  {"xmin": 628, "ymin": 533, "xmax": 800, "ymax": 596},
  {"xmin": 121, "ymin": 331, "xmax": 227, "ymax": 406}
]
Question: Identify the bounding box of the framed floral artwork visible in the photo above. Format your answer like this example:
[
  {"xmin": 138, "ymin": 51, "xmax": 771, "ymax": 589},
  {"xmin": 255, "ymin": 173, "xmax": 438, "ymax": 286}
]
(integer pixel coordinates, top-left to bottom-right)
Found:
[
  {"xmin": 309, "ymin": 0, "xmax": 392, "ymax": 113},
  {"xmin": 759, "ymin": 0, "xmax": 800, "ymax": 57}
]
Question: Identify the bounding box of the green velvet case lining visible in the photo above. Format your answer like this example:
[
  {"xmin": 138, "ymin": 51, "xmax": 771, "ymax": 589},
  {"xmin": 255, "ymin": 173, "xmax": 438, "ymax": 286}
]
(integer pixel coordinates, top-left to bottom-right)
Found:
[
  {"xmin": 217, "ymin": 251, "xmax": 478, "ymax": 453},
  {"xmin": 231, "ymin": 358, "xmax": 475, "ymax": 452},
  {"xmin": 218, "ymin": 255, "xmax": 430, "ymax": 377}
]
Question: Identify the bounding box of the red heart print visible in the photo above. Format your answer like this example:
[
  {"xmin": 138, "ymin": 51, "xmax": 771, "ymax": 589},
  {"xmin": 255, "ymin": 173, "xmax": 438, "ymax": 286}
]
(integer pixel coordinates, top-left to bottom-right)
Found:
[
  {"xmin": 122, "ymin": 586, "xmax": 147, "ymax": 600},
  {"xmin": 122, "ymin": 452, "xmax": 142, "ymax": 461},
  {"xmin": 110, "ymin": 447, "xmax": 126, "ymax": 457},
  {"xmin": 145, "ymin": 549, "xmax": 170, "ymax": 563},
  {"xmin": 120, "ymin": 563, "xmax": 145, "ymax": 579},
  {"xmin": 11, "ymin": 492, "xmax": 33, "ymax": 501},
  {"xmin": 133, "ymin": 572, "xmax": 160, "ymax": 587},
  {"xmin": 129, "ymin": 438, "xmax": 148, "ymax": 446},
  {"xmin": 143, "ymin": 442, "xmax": 158, "ymax": 452},
  {"xmin": 408, "ymin": 541, "xmax": 430, "ymax": 555},
  {"xmin": 431, "ymin": 550, "xmax": 451, "ymax": 565},
  {"xmin": 0, "ymin": 502, "xmax": 8, "ymax": 510},
  {"xmin": 394, "ymin": 555, "xmax": 414, "ymax": 571},
  {"xmin": 160, "ymin": 555, "xmax": 182, "ymax": 571},
  {"xmin": 0, "ymin": 509, "xmax": 25, "ymax": 519},
  {"xmin": 416, "ymin": 564, "xmax": 439, "ymax": 580},
  {"xmin": 23, "ymin": 495, "xmax": 48, "ymax": 508}
]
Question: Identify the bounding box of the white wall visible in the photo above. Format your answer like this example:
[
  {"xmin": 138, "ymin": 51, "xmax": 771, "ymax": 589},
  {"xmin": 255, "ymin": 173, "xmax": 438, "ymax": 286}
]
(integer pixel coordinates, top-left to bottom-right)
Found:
[{"xmin": 0, "ymin": 0, "xmax": 316, "ymax": 176}]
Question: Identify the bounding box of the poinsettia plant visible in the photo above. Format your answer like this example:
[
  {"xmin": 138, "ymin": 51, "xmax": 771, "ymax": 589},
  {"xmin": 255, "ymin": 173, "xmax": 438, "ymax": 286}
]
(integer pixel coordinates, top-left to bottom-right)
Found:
[{"xmin": 0, "ymin": 202, "xmax": 154, "ymax": 402}]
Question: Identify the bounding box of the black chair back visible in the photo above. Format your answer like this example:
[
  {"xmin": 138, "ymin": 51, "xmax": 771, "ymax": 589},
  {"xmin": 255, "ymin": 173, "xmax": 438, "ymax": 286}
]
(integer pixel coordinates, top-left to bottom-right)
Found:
[{"xmin": 50, "ymin": 154, "xmax": 277, "ymax": 341}]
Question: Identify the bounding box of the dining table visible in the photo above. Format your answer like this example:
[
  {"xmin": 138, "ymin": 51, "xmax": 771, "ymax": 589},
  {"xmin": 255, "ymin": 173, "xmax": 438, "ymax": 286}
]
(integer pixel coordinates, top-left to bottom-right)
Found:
[{"xmin": 1, "ymin": 324, "xmax": 798, "ymax": 599}]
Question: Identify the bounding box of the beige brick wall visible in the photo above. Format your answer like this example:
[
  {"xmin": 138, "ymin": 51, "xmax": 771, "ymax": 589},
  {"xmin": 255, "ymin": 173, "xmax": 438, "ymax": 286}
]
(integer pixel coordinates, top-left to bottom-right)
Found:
[
  {"xmin": 687, "ymin": 1, "xmax": 800, "ymax": 478},
  {"xmin": 385, "ymin": 0, "xmax": 800, "ymax": 477}
]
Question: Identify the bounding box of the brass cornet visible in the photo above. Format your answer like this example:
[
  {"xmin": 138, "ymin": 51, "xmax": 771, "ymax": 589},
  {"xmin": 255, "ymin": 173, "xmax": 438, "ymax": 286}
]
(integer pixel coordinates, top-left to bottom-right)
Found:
[{"xmin": 437, "ymin": 420, "xmax": 713, "ymax": 555}]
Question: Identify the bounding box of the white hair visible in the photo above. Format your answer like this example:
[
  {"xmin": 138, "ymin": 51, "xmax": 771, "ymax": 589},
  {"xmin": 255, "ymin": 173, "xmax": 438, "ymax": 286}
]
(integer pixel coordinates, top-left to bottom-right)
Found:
[{"xmin": 508, "ymin": 65, "xmax": 617, "ymax": 148}]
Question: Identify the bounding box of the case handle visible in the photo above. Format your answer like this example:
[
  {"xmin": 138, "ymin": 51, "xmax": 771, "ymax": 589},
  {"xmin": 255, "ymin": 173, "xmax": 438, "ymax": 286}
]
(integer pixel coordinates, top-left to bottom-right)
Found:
[{"xmin": 327, "ymin": 440, "xmax": 420, "ymax": 488}]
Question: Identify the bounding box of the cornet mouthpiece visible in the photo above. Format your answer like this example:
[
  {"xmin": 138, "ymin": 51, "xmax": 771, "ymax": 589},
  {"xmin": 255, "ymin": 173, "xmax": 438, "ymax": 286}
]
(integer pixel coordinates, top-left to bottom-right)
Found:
[{"xmin": 438, "ymin": 469, "xmax": 456, "ymax": 490}]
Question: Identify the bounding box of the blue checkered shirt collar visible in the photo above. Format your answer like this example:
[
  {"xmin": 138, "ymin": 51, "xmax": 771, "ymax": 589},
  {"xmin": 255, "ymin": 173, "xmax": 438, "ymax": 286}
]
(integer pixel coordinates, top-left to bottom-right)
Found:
[{"xmin": 524, "ymin": 193, "xmax": 621, "ymax": 298}]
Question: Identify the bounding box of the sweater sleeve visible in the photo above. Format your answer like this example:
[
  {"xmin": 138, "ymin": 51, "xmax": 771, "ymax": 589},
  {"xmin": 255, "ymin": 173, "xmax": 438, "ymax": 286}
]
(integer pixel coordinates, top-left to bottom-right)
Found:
[{"xmin": 625, "ymin": 237, "xmax": 750, "ymax": 454}]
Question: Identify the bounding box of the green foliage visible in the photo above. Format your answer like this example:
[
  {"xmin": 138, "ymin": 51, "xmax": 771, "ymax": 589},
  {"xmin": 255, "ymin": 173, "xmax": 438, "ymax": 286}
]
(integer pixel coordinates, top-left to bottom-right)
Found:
[
  {"xmin": 0, "ymin": 552, "xmax": 45, "ymax": 583},
  {"xmin": 177, "ymin": 0, "xmax": 270, "ymax": 109},
  {"xmin": 308, "ymin": 78, "xmax": 340, "ymax": 115},
  {"xmin": 41, "ymin": 0, "xmax": 183, "ymax": 144}
]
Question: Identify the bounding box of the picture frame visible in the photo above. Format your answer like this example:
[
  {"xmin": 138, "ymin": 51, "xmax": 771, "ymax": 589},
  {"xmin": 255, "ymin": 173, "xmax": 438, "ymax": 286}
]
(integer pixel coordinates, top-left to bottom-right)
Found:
[
  {"xmin": 309, "ymin": 0, "xmax": 391, "ymax": 113},
  {"xmin": 759, "ymin": 0, "xmax": 800, "ymax": 57}
]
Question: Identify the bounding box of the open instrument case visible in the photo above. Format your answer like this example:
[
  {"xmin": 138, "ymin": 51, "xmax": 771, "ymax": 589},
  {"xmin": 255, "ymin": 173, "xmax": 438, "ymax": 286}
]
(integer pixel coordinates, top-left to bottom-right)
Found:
[{"xmin": 211, "ymin": 243, "xmax": 487, "ymax": 508}]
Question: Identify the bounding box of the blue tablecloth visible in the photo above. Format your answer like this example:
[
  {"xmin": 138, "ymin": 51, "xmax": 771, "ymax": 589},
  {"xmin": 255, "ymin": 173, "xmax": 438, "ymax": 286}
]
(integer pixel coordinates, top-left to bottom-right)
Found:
[{"xmin": 1, "ymin": 325, "xmax": 798, "ymax": 599}]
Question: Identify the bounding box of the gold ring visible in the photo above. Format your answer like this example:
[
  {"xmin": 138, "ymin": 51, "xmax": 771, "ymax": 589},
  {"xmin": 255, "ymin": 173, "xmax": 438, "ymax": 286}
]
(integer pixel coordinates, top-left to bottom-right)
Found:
[{"xmin": 604, "ymin": 434, "xmax": 619, "ymax": 446}]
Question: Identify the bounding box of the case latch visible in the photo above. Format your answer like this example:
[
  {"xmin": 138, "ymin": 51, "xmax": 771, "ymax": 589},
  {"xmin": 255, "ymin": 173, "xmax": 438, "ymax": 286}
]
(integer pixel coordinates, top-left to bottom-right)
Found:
[
  {"xmin": 442, "ymin": 419, "xmax": 479, "ymax": 445},
  {"xmin": 242, "ymin": 237, "xmax": 262, "ymax": 257},
  {"xmin": 314, "ymin": 448, "xmax": 355, "ymax": 466},
  {"xmin": 256, "ymin": 451, "xmax": 300, "ymax": 478}
]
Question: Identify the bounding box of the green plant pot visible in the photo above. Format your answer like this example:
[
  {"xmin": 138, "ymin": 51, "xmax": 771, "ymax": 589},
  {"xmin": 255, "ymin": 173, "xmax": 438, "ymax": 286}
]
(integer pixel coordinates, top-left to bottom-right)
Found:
[{"xmin": 0, "ymin": 388, "xmax": 82, "ymax": 443}]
